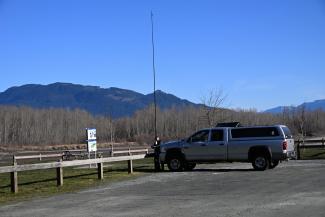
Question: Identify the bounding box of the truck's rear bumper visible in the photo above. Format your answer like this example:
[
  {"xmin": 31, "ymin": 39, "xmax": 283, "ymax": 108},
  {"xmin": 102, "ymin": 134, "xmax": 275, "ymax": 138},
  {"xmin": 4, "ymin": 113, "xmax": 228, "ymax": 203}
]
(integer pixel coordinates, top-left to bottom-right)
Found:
[
  {"xmin": 286, "ymin": 151, "xmax": 296, "ymax": 159},
  {"xmin": 274, "ymin": 151, "xmax": 296, "ymax": 161}
]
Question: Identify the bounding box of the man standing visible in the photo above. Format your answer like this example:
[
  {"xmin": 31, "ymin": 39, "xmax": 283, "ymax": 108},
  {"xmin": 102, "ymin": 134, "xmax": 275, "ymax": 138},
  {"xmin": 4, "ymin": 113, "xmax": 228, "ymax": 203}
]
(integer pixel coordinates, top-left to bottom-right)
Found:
[{"xmin": 152, "ymin": 136, "xmax": 163, "ymax": 171}]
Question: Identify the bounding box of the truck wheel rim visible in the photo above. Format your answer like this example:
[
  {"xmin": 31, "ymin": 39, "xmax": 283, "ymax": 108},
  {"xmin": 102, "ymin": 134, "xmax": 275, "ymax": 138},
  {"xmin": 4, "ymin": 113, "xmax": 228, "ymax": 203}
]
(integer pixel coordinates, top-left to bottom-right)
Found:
[
  {"xmin": 255, "ymin": 157, "xmax": 266, "ymax": 168},
  {"xmin": 170, "ymin": 159, "xmax": 180, "ymax": 170}
]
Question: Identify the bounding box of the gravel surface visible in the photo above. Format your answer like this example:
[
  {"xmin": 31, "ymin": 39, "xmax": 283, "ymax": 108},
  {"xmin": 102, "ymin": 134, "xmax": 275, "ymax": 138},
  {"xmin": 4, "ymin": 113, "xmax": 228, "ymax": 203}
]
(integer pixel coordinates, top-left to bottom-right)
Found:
[{"xmin": 1, "ymin": 160, "xmax": 325, "ymax": 217}]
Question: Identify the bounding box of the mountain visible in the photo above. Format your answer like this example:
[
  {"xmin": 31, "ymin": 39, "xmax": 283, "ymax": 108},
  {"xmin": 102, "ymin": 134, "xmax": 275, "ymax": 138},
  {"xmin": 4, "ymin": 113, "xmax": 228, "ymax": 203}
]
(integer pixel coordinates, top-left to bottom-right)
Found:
[
  {"xmin": 264, "ymin": 106, "xmax": 295, "ymax": 114},
  {"xmin": 0, "ymin": 83, "xmax": 199, "ymax": 118},
  {"xmin": 264, "ymin": 100, "xmax": 325, "ymax": 113},
  {"xmin": 300, "ymin": 100, "xmax": 325, "ymax": 111}
]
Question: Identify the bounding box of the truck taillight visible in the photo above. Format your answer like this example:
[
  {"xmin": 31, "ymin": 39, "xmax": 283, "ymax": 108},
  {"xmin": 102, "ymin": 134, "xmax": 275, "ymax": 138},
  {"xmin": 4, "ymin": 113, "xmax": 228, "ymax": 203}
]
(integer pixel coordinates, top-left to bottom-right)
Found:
[{"xmin": 282, "ymin": 141, "xmax": 287, "ymax": 150}]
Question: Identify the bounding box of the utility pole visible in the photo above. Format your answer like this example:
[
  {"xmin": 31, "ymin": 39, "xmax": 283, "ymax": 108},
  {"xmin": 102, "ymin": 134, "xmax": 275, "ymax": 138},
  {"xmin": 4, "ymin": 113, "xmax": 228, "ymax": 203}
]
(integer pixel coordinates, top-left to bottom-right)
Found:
[
  {"xmin": 151, "ymin": 11, "xmax": 163, "ymax": 171},
  {"xmin": 151, "ymin": 11, "xmax": 157, "ymax": 139}
]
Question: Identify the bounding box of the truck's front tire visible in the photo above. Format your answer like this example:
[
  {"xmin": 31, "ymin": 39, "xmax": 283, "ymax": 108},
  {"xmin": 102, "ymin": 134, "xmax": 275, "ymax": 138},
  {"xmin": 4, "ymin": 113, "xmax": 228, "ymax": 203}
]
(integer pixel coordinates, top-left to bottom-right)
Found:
[
  {"xmin": 167, "ymin": 155, "xmax": 184, "ymax": 172},
  {"xmin": 252, "ymin": 155, "xmax": 270, "ymax": 171}
]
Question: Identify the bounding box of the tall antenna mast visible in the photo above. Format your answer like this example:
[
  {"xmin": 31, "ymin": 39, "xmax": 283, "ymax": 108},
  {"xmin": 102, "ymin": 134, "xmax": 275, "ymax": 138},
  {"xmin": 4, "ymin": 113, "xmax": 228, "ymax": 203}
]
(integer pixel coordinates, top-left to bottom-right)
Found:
[{"xmin": 151, "ymin": 11, "xmax": 157, "ymax": 139}]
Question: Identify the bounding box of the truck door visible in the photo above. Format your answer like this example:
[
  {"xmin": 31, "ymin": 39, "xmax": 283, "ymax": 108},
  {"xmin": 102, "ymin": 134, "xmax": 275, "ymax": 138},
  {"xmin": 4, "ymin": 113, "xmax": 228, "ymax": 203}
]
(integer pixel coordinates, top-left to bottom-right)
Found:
[
  {"xmin": 206, "ymin": 129, "xmax": 227, "ymax": 160},
  {"xmin": 183, "ymin": 129, "xmax": 210, "ymax": 160}
]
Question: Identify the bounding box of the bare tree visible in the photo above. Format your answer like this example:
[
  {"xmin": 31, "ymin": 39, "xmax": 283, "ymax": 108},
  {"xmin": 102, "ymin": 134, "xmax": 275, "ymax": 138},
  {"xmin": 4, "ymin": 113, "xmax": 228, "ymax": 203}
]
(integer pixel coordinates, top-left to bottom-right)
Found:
[
  {"xmin": 292, "ymin": 105, "xmax": 307, "ymax": 140},
  {"xmin": 200, "ymin": 88, "xmax": 227, "ymax": 127},
  {"xmin": 2, "ymin": 101, "xmax": 325, "ymax": 150}
]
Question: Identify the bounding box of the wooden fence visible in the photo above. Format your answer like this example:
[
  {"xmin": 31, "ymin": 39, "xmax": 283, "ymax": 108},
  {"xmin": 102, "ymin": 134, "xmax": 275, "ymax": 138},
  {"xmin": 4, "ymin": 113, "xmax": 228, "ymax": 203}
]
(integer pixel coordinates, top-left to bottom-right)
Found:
[
  {"xmin": 295, "ymin": 138, "xmax": 325, "ymax": 159},
  {"xmin": 0, "ymin": 149, "xmax": 148, "ymax": 194},
  {"xmin": 14, "ymin": 153, "xmax": 63, "ymax": 161},
  {"xmin": 12, "ymin": 148, "xmax": 149, "ymax": 161}
]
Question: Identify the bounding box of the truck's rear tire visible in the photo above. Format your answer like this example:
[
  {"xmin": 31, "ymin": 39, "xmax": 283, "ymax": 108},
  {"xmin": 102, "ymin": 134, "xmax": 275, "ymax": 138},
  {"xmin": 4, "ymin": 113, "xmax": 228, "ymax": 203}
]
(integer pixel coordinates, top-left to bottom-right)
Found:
[
  {"xmin": 252, "ymin": 155, "xmax": 270, "ymax": 171},
  {"xmin": 167, "ymin": 155, "xmax": 184, "ymax": 172},
  {"xmin": 269, "ymin": 160, "xmax": 279, "ymax": 169},
  {"xmin": 184, "ymin": 162, "xmax": 196, "ymax": 171}
]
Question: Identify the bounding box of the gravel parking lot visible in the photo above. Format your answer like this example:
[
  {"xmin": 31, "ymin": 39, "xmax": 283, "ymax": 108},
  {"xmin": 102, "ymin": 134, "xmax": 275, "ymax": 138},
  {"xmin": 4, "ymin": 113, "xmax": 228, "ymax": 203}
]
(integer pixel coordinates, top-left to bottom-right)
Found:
[{"xmin": 1, "ymin": 160, "xmax": 325, "ymax": 217}]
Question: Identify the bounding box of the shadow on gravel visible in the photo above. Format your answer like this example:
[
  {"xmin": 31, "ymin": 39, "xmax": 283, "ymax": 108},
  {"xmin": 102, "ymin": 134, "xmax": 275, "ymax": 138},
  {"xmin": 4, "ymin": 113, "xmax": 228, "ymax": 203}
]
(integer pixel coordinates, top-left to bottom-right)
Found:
[
  {"xmin": 111, "ymin": 166, "xmax": 155, "ymax": 173},
  {"xmin": 129, "ymin": 167, "xmax": 254, "ymax": 173},
  {"xmin": 191, "ymin": 168, "xmax": 254, "ymax": 172},
  {"xmin": 125, "ymin": 165, "xmax": 255, "ymax": 173}
]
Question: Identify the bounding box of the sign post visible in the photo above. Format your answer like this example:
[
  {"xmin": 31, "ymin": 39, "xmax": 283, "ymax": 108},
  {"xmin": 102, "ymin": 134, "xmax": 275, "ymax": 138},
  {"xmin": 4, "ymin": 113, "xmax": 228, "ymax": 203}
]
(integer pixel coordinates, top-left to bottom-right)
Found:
[{"xmin": 86, "ymin": 128, "xmax": 97, "ymax": 167}]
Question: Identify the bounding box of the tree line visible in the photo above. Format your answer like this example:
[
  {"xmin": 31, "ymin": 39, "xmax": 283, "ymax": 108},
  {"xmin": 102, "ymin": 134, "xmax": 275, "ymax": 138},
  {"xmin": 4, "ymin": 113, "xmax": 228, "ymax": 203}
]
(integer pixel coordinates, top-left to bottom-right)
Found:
[{"xmin": 0, "ymin": 104, "xmax": 325, "ymax": 148}]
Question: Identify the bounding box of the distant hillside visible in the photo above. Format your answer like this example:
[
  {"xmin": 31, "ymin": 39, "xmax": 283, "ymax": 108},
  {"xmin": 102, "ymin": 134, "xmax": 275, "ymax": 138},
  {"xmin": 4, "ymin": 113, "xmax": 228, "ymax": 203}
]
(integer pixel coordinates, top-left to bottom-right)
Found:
[
  {"xmin": 264, "ymin": 106, "xmax": 295, "ymax": 114},
  {"xmin": 0, "ymin": 83, "xmax": 200, "ymax": 118},
  {"xmin": 265, "ymin": 100, "xmax": 325, "ymax": 113}
]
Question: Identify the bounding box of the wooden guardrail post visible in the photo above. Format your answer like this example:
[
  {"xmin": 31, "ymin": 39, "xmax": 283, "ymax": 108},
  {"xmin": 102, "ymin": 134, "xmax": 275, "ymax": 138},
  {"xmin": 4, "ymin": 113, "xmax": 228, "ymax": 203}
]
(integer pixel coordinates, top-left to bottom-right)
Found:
[
  {"xmin": 11, "ymin": 156, "xmax": 18, "ymax": 193},
  {"xmin": 127, "ymin": 148, "xmax": 133, "ymax": 174},
  {"xmin": 111, "ymin": 144, "xmax": 114, "ymax": 157},
  {"xmin": 56, "ymin": 159, "xmax": 63, "ymax": 187},
  {"xmin": 97, "ymin": 158, "xmax": 104, "ymax": 180}
]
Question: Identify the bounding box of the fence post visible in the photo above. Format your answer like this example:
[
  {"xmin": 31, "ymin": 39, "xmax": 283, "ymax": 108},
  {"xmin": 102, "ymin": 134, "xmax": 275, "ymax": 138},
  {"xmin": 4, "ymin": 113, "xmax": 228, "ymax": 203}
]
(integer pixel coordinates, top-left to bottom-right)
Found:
[
  {"xmin": 11, "ymin": 156, "xmax": 18, "ymax": 193},
  {"xmin": 56, "ymin": 159, "xmax": 63, "ymax": 186},
  {"xmin": 110, "ymin": 144, "xmax": 114, "ymax": 157},
  {"xmin": 296, "ymin": 140, "xmax": 301, "ymax": 160},
  {"xmin": 128, "ymin": 148, "xmax": 133, "ymax": 174},
  {"xmin": 97, "ymin": 158, "xmax": 104, "ymax": 180}
]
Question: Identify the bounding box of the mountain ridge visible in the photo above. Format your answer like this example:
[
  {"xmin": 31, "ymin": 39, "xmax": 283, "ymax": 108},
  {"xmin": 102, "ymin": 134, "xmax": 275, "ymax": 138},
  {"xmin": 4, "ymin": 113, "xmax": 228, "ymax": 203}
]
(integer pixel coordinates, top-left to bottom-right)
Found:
[
  {"xmin": 264, "ymin": 99, "xmax": 325, "ymax": 113},
  {"xmin": 2, "ymin": 82, "xmax": 324, "ymax": 116},
  {"xmin": 0, "ymin": 82, "xmax": 199, "ymax": 118}
]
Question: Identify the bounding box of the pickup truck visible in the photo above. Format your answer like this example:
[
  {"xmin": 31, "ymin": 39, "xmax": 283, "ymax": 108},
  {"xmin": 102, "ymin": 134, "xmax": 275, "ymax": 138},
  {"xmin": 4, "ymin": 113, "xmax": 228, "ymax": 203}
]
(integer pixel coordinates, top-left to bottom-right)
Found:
[{"xmin": 159, "ymin": 125, "xmax": 295, "ymax": 171}]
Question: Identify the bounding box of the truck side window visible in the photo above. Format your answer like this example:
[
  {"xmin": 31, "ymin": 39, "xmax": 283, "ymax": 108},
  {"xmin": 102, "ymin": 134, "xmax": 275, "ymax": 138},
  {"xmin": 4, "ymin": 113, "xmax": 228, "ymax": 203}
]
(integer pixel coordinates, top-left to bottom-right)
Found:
[
  {"xmin": 231, "ymin": 127, "xmax": 280, "ymax": 138},
  {"xmin": 281, "ymin": 126, "xmax": 293, "ymax": 139},
  {"xmin": 190, "ymin": 130, "xmax": 209, "ymax": 143},
  {"xmin": 211, "ymin": 130, "xmax": 223, "ymax": 141}
]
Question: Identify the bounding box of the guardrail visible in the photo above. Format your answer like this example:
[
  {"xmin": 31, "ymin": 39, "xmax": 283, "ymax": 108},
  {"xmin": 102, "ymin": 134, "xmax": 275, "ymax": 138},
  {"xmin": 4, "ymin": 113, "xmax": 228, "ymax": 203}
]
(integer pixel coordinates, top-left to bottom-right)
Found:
[
  {"xmin": 12, "ymin": 148, "xmax": 149, "ymax": 161},
  {"xmin": 14, "ymin": 153, "xmax": 63, "ymax": 161},
  {"xmin": 295, "ymin": 138, "xmax": 325, "ymax": 159},
  {"xmin": 0, "ymin": 148, "xmax": 149, "ymax": 194},
  {"xmin": 111, "ymin": 148, "xmax": 149, "ymax": 155}
]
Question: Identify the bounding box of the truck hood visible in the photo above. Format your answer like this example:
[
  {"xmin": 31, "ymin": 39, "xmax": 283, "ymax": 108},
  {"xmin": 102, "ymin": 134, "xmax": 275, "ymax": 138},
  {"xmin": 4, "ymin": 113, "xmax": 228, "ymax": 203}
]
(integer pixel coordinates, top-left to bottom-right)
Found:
[{"xmin": 161, "ymin": 140, "xmax": 183, "ymax": 148}]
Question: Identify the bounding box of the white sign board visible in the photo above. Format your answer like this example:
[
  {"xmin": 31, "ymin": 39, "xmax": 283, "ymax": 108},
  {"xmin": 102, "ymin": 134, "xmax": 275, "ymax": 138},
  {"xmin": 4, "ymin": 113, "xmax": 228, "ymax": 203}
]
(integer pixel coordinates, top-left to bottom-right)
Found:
[
  {"xmin": 87, "ymin": 128, "xmax": 96, "ymax": 140},
  {"xmin": 86, "ymin": 128, "xmax": 97, "ymax": 153},
  {"xmin": 87, "ymin": 140, "xmax": 97, "ymax": 152}
]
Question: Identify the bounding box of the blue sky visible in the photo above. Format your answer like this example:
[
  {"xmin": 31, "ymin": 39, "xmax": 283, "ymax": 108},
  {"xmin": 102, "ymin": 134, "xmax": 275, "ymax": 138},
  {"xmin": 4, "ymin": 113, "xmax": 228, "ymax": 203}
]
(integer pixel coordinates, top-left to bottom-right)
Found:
[{"xmin": 0, "ymin": 0, "xmax": 324, "ymax": 111}]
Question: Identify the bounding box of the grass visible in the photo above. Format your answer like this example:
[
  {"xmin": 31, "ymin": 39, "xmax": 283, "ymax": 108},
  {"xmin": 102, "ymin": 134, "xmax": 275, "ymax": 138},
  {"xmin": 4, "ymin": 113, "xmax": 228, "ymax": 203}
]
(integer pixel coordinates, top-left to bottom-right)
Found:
[
  {"xmin": 299, "ymin": 147, "xmax": 325, "ymax": 160},
  {"xmin": 0, "ymin": 158, "xmax": 154, "ymax": 204}
]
